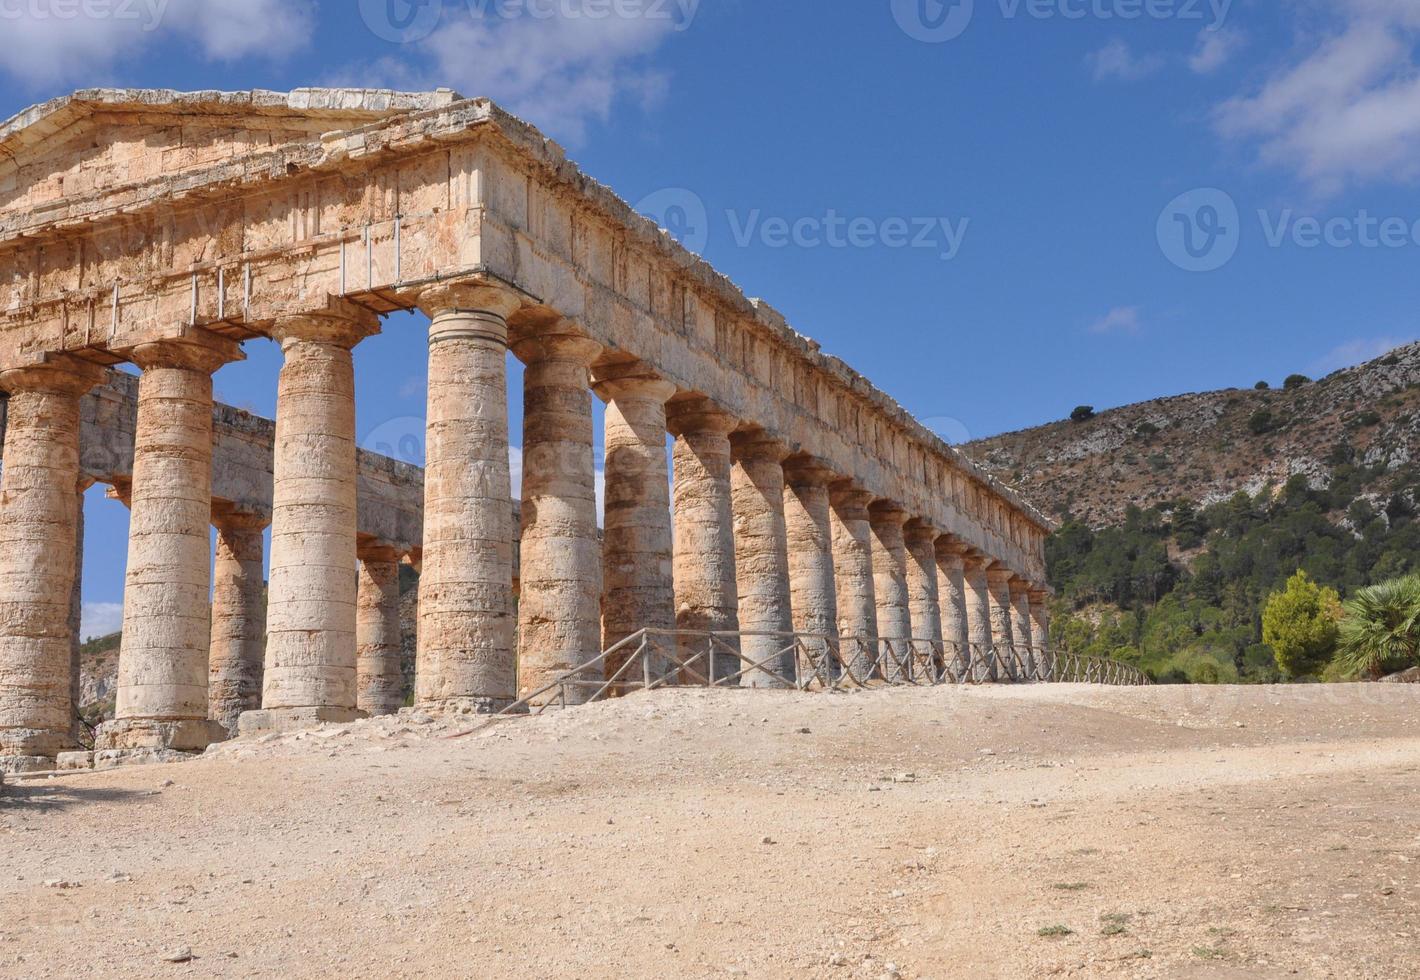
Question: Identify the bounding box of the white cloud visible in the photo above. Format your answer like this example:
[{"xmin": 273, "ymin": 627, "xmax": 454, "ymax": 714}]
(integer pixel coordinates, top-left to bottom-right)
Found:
[
  {"xmin": 1312, "ymin": 335, "xmax": 1416, "ymax": 374},
  {"xmin": 1086, "ymin": 40, "xmax": 1165, "ymax": 83},
  {"xmin": 1214, "ymin": 1, "xmax": 1420, "ymax": 192},
  {"xmin": 1087, "ymin": 306, "xmax": 1144, "ymax": 335},
  {"xmin": 0, "ymin": 0, "xmax": 316, "ymax": 86},
  {"xmin": 80, "ymin": 601, "xmax": 124, "ymax": 642},
  {"xmin": 163, "ymin": 0, "xmax": 316, "ymax": 61},
  {"xmin": 1189, "ymin": 28, "xmax": 1246, "ymax": 74},
  {"xmin": 365, "ymin": 5, "xmax": 682, "ymax": 143}
]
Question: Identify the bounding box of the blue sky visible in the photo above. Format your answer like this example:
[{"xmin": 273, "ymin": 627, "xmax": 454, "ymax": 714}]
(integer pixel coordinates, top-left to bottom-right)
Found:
[{"xmin": 3, "ymin": 0, "xmax": 1418, "ymax": 635}]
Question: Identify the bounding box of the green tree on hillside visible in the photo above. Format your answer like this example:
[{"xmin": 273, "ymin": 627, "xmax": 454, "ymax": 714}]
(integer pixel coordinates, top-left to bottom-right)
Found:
[
  {"xmin": 1261, "ymin": 570, "xmax": 1341, "ymax": 679},
  {"xmin": 1334, "ymin": 575, "xmax": 1420, "ymax": 679}
]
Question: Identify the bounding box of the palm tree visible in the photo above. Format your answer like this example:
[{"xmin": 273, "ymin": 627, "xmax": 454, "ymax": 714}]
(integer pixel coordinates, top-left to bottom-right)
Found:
[{"xmin": 1335, "ymin": 575, "xmax": 1420, "ymax": 679}]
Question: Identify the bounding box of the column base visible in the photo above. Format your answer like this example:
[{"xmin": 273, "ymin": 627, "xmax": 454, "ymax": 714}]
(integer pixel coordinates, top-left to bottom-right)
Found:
[
  {"xmin": 0, "ymin": 729, "xmax": 76, "ymax": 773},
  {"xmin": 94, "ymin": 747, "xmax": 205, "ymax": 770},
  {"xmin": 417, "ymin": 696, "xmax": 519, "ymax": 716},
  {"xmin": 95, "ymin": 718, "xmax": 227, "ymax": 754},
  {"xmin": 56, "ymin": 750, "xmax": 94, "ymax": 771},
  {"xmin": 0, "ymin": 754, "xmax": 59, "ymax": 775},
  {"xmin": 237, "ymin": 706, "xmax": 366, "ymax": 735}
]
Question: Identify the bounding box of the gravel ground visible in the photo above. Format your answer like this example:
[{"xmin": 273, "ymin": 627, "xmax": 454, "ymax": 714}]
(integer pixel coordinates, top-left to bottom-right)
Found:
[{"xmin": 2, "ymin": 683, "xmax": 1418, "ymax": 979}]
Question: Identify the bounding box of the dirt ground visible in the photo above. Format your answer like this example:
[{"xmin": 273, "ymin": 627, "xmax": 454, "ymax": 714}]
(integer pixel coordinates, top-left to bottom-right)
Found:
[{"xmin": 2, "ymin": 683, "xmax": 1418, "ymax": 979}]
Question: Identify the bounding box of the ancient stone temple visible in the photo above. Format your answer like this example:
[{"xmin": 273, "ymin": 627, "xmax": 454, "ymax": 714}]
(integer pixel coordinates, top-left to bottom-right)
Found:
[{"xmin": 0, "ymin": 89, "xmax": 1053, "ymax": 773}]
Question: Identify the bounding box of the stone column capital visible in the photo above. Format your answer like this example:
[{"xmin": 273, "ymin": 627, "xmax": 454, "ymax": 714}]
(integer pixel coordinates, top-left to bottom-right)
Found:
[
  {"xmin": 903, "ymin": 519, "xmax": 938, "ymax": 548},
  {"xmin": 357, "ymin": 538, "xmax": 403, "ymax": 564},
  {"xmin": 1008, "ymin": 576, "xmax": 1031, "ymax": 598},
  {"xmin": 829, "ymin": 483, "xmax": 875, "ymax": 519},
  {"xmin": 666, "ymin": 397, "xmax": 738, "ymax": 439},
  {"xmin": 210, "ymin": 502, "xmax": 270, "ymax": 533},
  {"xmin": 0, "ymin": 355, "xmax": 105, "ymax": 397},
  {"xmin": 126, "ymin": 329, "xmax": 244, "ymax": 374},
  {"xmin": 985, "ymin": 564, "xmax": 1014, "ymax": 587},
  {"xmin": 730, "ymin": 430, "xmax": 790, "ymax": 464},
  {"xmin": 509, "ymin": 325, "xmax": 602, "ymax": 367},
  {"xmin": 868, "ymin": 500, "xmax": 908, "ymax": 528},
  {"xmin": 1028, "ymin": 587, "xmax": 1051, "ymax": 604},
  {"xmin": 782, "ymin": 455, "xmax": 837, "ymax": 490},
  {"xmin": 105, "ymin": 478, "xmax": 132, "ymax": 509},
  {"xmin": 415, "ymin": 278, "xmax": 524, "ymax": 321},
  {"xmin": 935, "ymin": 535, "xmax": 971, "ymax": 560},
  {"xmin": 591, "ymin": 361, "xmax": 677, "ymax": 404},
  {"xmin": 272, "ymin": 297, "xmax": 380, "ymax": 350}
]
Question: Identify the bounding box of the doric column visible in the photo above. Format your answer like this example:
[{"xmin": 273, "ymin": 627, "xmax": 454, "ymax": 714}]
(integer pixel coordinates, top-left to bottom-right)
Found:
[
  {"xmin": 783, "ymin": 457, "xmax": 839, "ymax": 679},
  {"xmin": 731, "ymin": 433, "xmax": 795, "ymax": 688},
  {"xmin": 1029, "ymin": 587, "xmax": 1052, "ymax": 681},
  {"xmin": 98, "ymin": 334, "xmax": 240, "ymax": 760},
  {"xmin": 412, "ymin": 282, "xmax": 519, "ymax": 714},
  {"xmin": 69, "ymin": 478, "xmax": 93, "ymax": 744},
  {"xmin": 904, "ymin": 520, "xmax": 943, "ymax": 682},
  {"xmin": 512, "ymin": 325, "xmax": 603, "ymax": 705},
  {"xmin": 1009, "ymin": 578, "xmax": 1035, "ymax": 681},
  {"xmin": 869, "ymin": 502, "xmax": 912, "ymax": 682},
  {"xmin": 594, "ymin": 364, "xmax": 677, "ymax": 688},
  {"xmin": 830, "ymin": 485, "xmax": 877, "ymax": 682},
  {"xmin": 242, "ymin": 302, "xmax": 377, "ymax": 733},
  {"xmin": 0, "ymin": 358, "xmax": 102, "ymax": 773},
  {"xmin": 934, "ymin": 538, "xmax": 971, "ymax": 681},
  {"xmin": 986, "ymin": 565, "xmax": 1018, "ymax": 682},
  {"xmin": 357, "ymin": 543, "xmax": 404, "ymax": 716},
  {"xmin": 962, "ymin": 551, "xmax": 994, "ymax": 682},
  {"xmin": 669, "ymin": 400, "xmax": 740, "ymax": 683},
  {"xmin": 208, "ymin": 507, "xmax": 268, "ymax": 737}
]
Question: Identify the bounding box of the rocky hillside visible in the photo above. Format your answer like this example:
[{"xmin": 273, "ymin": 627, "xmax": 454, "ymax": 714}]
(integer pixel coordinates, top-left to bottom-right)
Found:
[{"xmin": 967, "ymin": 342, "xmax": 1420, "ymax": 528}]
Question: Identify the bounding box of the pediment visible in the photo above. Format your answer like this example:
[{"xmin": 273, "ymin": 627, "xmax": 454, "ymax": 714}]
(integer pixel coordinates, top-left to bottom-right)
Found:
[{"xmin": 0, "ymin": 88, "xmax": 461, "ymax": 223}]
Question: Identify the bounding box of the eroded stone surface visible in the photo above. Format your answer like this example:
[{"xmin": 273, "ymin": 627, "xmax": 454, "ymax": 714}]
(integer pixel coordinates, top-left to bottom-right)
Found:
[
  {"xmin": 669, "ymin": 402, "xmax": 741, "ymax": 684},
  {"xmin": 255, "ymin": 308, "xmax": 376, "ymax": 729},
  {"xmin": 414, "ymin": 288, "xmax": 518, "ymax": 714},
  {"xmin": 596, "ymin": 369, "xmax": 677, "ymax": 685},
  {"xmin": 731, "ymin": 434, "xmax": 795, "ymax": 688},
  {"xmin": 783, "ymin": 459, "xmax": 839, "ymax": 674},
  {"xmin": 209, "ymin": 510, "xmax": 268, "ymax": 736},
  {"xmin": 99, "ymin": 336, "xmax": 238, "ymax": 756},
  {"xmin": 0, "ymin": 358, "xmax": 102, "ymax": 771},
  {"xmin": 514, "ymin": 330, "xmax": 603, "ymax": 705},
  {"xmin": 356, "ymin": 549, "xmax": 403, "ymax": 717},
  {"xmin": 870, "ymin": 503, "xmax": 912, "ymax": 682}
]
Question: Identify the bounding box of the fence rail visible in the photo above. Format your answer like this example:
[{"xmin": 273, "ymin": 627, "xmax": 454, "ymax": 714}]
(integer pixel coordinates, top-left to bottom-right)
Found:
[{"xmin": 503, "ymin": 630, "xmax": 1151, "ymax": 716}]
